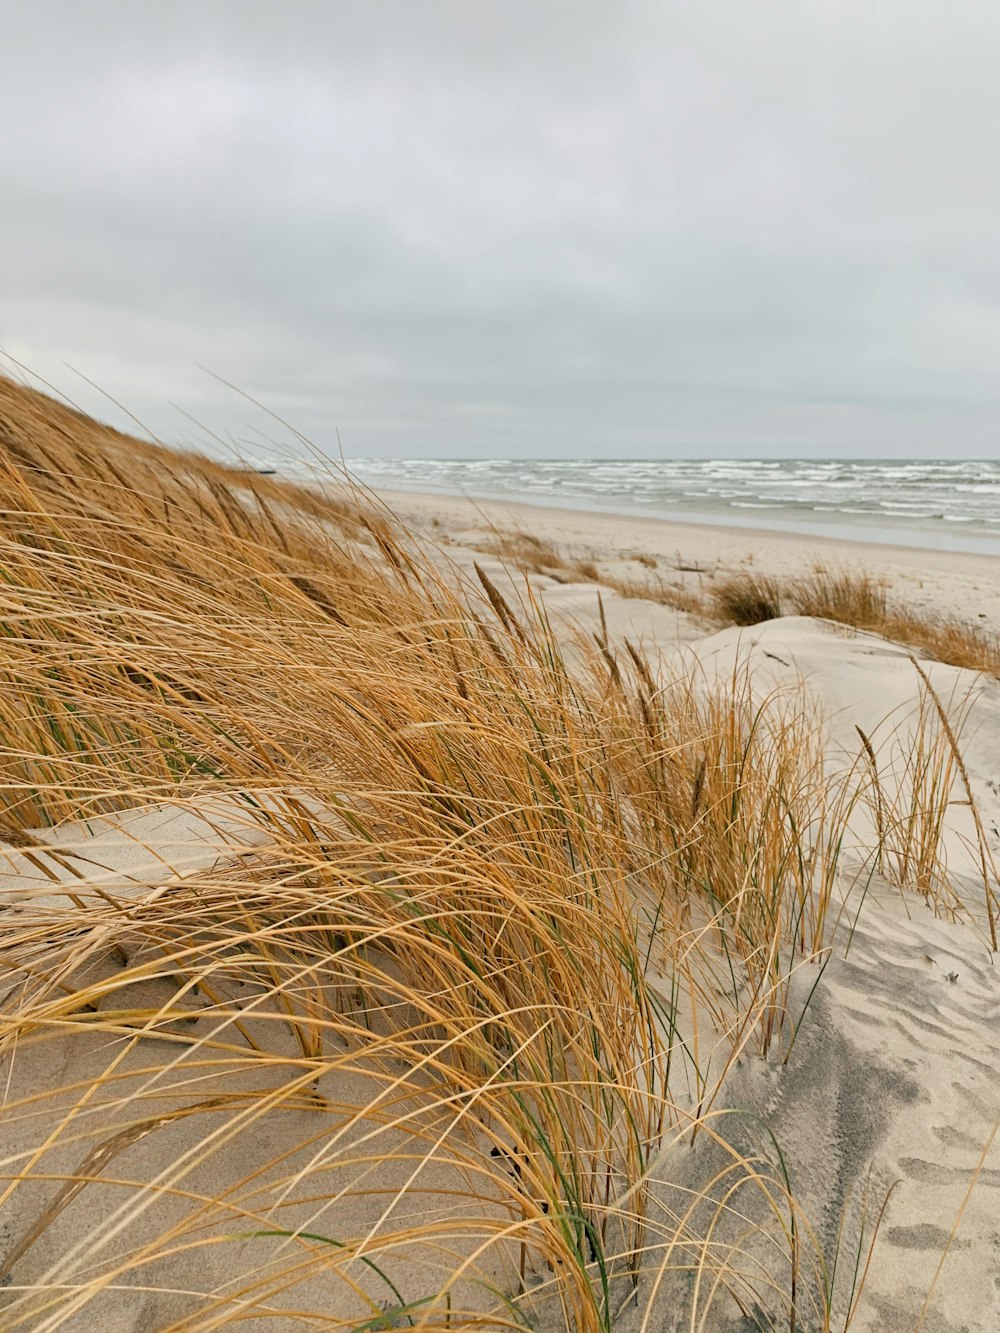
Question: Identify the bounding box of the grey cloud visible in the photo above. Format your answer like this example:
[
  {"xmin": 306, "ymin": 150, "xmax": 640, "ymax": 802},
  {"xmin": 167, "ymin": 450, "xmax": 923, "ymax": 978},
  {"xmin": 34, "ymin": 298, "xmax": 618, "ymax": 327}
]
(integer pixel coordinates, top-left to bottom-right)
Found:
[{"xmin": 3, "ymin": 1, "xmax": 1000, "ymax": 458}]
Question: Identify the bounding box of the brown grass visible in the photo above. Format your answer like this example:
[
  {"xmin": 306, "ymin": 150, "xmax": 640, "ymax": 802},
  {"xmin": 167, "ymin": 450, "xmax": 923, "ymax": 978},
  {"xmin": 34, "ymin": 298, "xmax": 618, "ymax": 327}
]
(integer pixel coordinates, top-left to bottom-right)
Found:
[
  {"xmin": 711, "ymin": 571, "xmax": 785, "ymax": 626},
  {"xmin": 477, "ymin": 529, "xmax": 571, "ymax": 578},
  {"xmin": 600, "ymin": 571, "xmax": 707, "ymax": 617},
  {"xmin": 492, "ymin": 531, "xmax": 998, "ymax": 680},
  {"xmin": 481, "ymin": 531, "xmax": 709, "ymax": 618},
  {"xmin": 879, "ymin": 612, "xmax": 1000, "ymax": 677},
  {"xmin": 791, "ymin": 568, "xmax": 888, "ymax": 627},
  {"xmin": 705, "ymin": 566, "xmax": 999, "ymax": 678},
  {"xmin": 0, "ymin": 376, "xmax": 984, "ymax": 1329}
]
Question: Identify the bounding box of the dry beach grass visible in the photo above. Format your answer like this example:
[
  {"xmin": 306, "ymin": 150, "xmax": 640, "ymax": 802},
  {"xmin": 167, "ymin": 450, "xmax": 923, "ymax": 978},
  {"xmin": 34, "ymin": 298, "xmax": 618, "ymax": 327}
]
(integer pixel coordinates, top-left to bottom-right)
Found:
[
  {"xmin": 711, "ymin": 568, "xmax": 1000, "ymax": 678},
  {"xmin": 480, "ymin": 527, "xmax": 1000, "ymax": 678},
  {"xmin": 0, "ymin": 377, "xmax": 999, "ymax": 1330}
]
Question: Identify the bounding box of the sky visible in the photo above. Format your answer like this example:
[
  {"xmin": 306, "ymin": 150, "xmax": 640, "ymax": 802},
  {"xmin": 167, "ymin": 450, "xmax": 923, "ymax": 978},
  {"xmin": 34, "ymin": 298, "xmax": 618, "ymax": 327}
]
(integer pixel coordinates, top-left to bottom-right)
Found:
[{"xmin": 4, "ymin": 1, "xmax": 1000, "ymax": 461}]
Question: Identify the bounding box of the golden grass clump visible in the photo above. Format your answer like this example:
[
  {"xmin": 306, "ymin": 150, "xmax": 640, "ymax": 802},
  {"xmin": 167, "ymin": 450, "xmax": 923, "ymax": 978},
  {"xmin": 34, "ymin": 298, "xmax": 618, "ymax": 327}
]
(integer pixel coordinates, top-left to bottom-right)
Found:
[
  {"xmin": 706, "ymin": 565, "xmax": 999, "ymax": 679},
  {"xmin": 475, "ymin": 526, "xmax": 999, "ymax": 681},
  {"xmin": 879, "ymin": 612, "xmax": 1000, "ymax": 678},
  {"xmin": 855, "ymin": 666, "xmax": 1000, "ymax": 948},
  {"xmin": 599, "ymin": 570, "xmax": 706, "ymax": 617},
  {"xmin": 478, "ymin": 529, "xmax": 571, "ymax": 578},
  {"xmin": 711, "ymin": 571, "xmax": 785, "ymax": 626},
  {"xmin": 791, "ymin": 568, "xmax": 888, "ymax": 627},
  {"xmin": 712, "ymin": 566, "xmax": 888, "ymax": 631},
  {"xmin": 483, "ymin": 531, "xmax": 707, "ymax": 617},
  {"xmin": 0, "ymin": 376, "xmax": 988, "ymax": 1329}
]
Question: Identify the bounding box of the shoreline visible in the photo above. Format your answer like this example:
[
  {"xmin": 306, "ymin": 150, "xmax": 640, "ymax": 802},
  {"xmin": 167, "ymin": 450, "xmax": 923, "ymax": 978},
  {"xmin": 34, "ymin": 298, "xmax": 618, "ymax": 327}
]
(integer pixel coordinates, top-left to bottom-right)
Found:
[
  {"xmin": 375, "ymin": 486, "xmax": 1000, "ymax": 630},
  {"xmin": 375, "ymin": 484, "xmax": 1000, "ymax": 562},
  {"xmin": 341, "ymin": 472, "xmax": 1000, "ymax": 559}
]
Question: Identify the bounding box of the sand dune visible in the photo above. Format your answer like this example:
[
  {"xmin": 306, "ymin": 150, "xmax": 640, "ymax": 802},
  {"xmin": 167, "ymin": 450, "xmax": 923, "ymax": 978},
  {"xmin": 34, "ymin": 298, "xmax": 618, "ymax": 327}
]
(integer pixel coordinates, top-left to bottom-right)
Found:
[
  {"xmin": 3, "ymin": 382, "xmax": 1000, "ymax": 1332},
  {"xmin": 4, "ymin": 594, "xmax": 999, "ymax": 1330}
]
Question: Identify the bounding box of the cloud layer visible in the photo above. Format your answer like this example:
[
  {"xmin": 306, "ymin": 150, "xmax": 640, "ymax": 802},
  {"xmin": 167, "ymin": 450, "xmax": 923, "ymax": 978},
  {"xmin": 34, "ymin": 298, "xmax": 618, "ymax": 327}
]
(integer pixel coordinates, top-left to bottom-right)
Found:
[{"xmin": 4, "ymin": 2, "xmax": 1000, "ymax": 458}]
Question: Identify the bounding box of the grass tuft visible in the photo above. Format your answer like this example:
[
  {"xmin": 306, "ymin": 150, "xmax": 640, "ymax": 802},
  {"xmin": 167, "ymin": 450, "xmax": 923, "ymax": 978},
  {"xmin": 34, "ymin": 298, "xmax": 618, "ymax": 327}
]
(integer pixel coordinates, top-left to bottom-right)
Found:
[
  {"xmin": 792, "ymin": 568, "xmax": 888, "ymax": 627},
  {"xmin": 711, "ymin": 572, "xmax": 784, "ymax": 626}
]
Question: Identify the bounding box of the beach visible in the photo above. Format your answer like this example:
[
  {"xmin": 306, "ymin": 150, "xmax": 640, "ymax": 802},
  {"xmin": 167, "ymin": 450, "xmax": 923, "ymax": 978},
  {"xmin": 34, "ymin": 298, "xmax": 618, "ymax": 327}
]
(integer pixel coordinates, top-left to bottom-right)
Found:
[
  {"xmin": 12, "ymin": 0, "xmax": 1000, "ymax": 1325},
  {"xmin": 340, "ymin": 457, "xmax": 1000, "ymax": 556},
  {"xmin": 378, "ymin": 485, "xmax": 1000, "ymax": 631},
  {"xmin": 2, "ymin": 378, "xmax": 1000, "ymax": 1331}
]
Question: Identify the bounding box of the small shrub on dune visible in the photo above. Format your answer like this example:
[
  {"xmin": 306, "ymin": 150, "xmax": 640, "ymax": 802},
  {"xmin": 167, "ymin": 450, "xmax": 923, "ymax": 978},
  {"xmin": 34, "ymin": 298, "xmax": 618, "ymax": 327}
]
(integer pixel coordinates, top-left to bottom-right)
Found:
[
  {"xmin": 711, "ymin": 571, "xmax": 784, "ymax": 625},
  {"xmin": 791, "ymin": 567, "xmax": 888, "ymax": 627}
]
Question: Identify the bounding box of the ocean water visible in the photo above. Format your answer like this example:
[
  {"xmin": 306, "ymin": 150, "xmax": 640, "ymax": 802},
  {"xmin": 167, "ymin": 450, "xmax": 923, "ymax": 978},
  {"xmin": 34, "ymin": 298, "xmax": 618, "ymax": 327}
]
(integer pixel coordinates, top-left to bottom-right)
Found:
[{"xmin": 334, "ymin": 458, "xmax": 1000, "ymax": 556}]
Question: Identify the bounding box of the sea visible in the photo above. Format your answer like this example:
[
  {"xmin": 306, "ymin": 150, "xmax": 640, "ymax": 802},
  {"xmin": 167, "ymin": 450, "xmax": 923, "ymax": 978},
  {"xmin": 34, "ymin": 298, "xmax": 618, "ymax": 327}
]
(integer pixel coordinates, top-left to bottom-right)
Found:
[{"xmin": 289, "ymin": 458, "xmax": 1000, "ymax": 557}]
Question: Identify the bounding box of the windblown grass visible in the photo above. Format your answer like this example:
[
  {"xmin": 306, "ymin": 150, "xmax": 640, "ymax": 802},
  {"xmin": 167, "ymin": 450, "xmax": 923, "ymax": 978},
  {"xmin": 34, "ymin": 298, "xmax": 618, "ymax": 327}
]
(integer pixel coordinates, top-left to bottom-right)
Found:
[
  {"xmin": 854, "ymin": 662, "xmax": 1000, "ymax": 946},
  {"xmin": 481, "ymin": 531, "xmax": 706, "ymax": 619},
  {"xmin": 473, "ymin": 526, "xmax": 999, "ymax": 681},
  {"xmin": 878, "ymin": 612, "xmax": 1000, "ymax": 678},
  {"xmin": 711, "ymin": 572, "xmax": 785, "ymax": 626},
  {"xmin": 710, "ymin": 566, "xmax": 1000, "ymax": 678},
  {"xmin": 599, "ymin": 571, "xmax": 705, "ymax": 617},
  {"xmin": 0, "ymin": 377, "xmax": 987, "ymax": 1329},
  {"xmin": 857, "ymin": 684, "xmax": 968, "ymax": 911},
  {"xmin": 478, "ymin": 529, "xmax": 572, "ymax": 580},
  {"xmin": 791, "ymin": 568, "xmax": 889, "ymax": 627}
]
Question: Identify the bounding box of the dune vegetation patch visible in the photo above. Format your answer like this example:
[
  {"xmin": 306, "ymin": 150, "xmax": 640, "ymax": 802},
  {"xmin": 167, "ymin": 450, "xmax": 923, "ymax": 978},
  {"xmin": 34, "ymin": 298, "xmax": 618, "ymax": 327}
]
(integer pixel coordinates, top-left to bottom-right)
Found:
[
  {"xmin": 0, "ymin": 378, "xmax": 997, "ymax": 1330},
  {"xmin": 708, "ymin": 567, "xmax": 1000, "ymax": 678},
  {"xmin": 482, "ymin": 532, "xmax": 1000, "ymax": 679}
]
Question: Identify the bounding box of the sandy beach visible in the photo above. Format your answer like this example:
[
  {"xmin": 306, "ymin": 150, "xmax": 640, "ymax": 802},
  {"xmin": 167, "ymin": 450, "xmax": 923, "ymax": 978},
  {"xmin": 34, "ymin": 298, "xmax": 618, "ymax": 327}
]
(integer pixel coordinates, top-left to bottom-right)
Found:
[
  {"xmin": 379, "ymin": 486, "xmax": 1000, "ymax": 632},
  {"xmin": 3, "ymin": 380, "xmax": 1000, "ymax": 1332}
]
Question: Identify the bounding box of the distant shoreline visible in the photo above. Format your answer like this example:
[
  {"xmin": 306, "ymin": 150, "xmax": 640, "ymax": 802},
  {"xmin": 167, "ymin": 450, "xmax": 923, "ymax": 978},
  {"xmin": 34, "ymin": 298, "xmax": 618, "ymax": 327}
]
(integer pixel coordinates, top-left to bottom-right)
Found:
[
  {"xmin": 321, "ymin": 453, "xmax": 1000, "ymax": 558},
  {"xmin": 367, "ymin": 485, "xmax": 1000, "ymax": 637},
  {"xmin": 364, "ymin": 480, "xmax": 1000, "ymax": 561}
]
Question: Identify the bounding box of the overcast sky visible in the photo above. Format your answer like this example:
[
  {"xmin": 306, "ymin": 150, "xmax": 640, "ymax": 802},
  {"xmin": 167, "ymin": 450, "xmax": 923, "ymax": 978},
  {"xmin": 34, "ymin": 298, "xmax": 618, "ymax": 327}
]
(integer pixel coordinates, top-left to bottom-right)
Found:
[{"xmin": 4, "ymin": 2, "xmax": 1000, "ymax": 460}]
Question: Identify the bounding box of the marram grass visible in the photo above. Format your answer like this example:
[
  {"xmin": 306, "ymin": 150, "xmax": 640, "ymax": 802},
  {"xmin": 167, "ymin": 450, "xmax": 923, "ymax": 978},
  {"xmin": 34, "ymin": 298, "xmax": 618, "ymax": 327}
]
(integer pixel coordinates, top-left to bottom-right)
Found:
[{"xmin": 0, "ymin": 377, "xmax": 991, "ymax": 1330}]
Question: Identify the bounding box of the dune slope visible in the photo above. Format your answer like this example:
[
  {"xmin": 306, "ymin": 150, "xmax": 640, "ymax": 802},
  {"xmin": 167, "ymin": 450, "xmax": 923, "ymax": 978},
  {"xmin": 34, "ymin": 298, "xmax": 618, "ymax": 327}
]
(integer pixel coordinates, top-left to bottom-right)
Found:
[{"xmin": 0, "ymin": 378, "xmax": 998, "ymax": 1331}]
